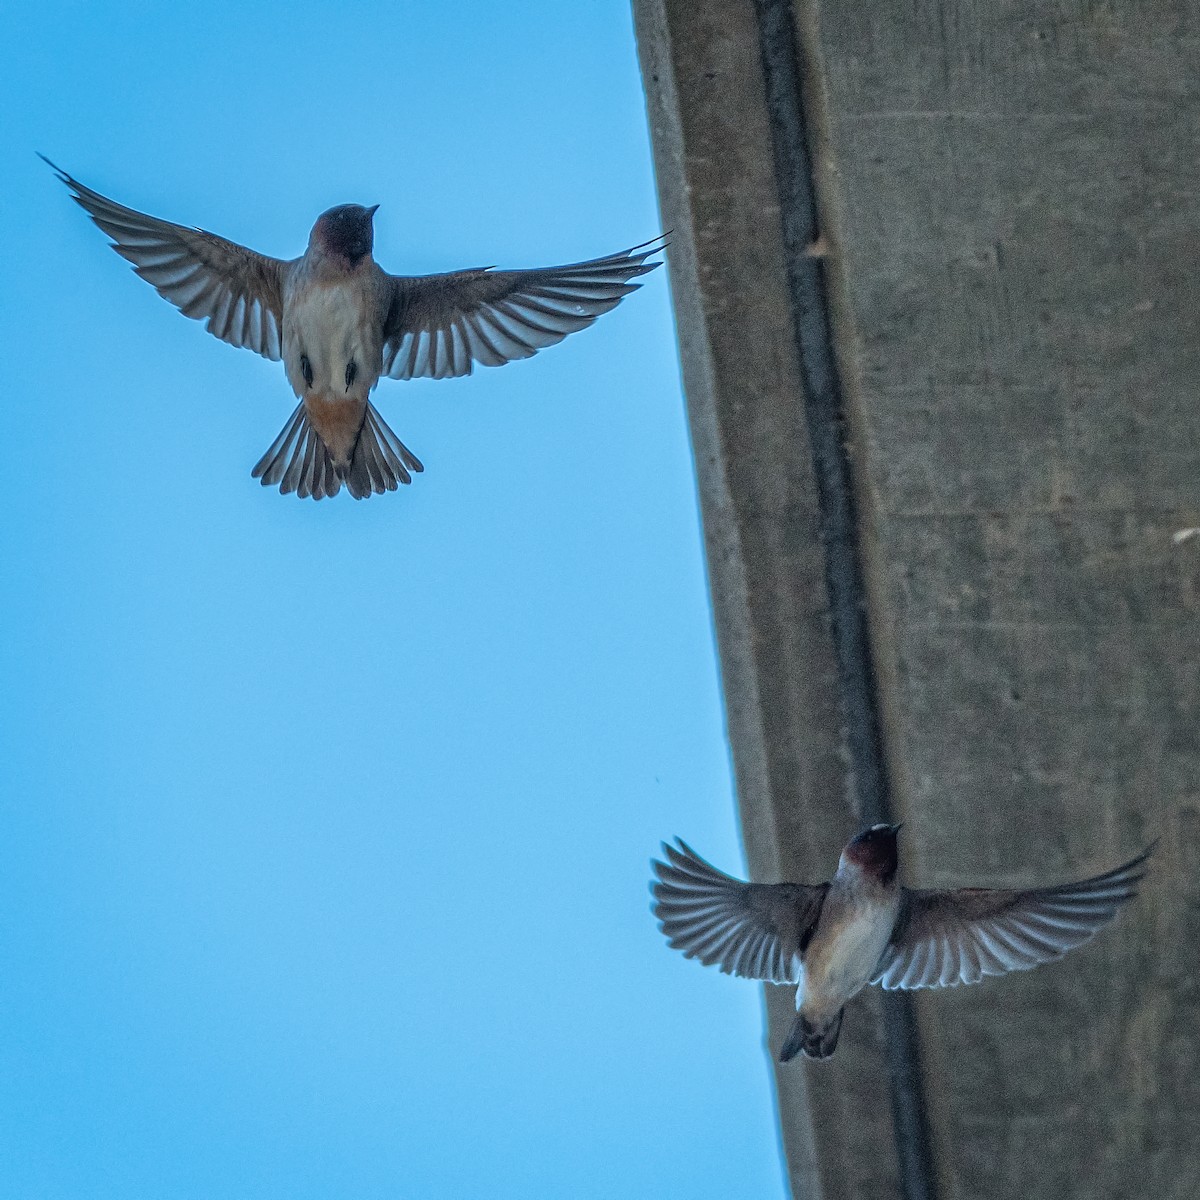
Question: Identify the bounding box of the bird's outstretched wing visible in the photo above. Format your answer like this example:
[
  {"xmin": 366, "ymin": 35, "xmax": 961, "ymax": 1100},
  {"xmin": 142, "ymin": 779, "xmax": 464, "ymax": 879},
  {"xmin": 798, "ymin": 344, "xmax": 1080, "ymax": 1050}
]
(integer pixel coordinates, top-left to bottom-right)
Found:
[
  {"xmin": 43, "ymin": 156, "xmax": 288, "ymax": 361},
  {"xmin": 870, "ymin": 845, "xmax": 1154, "ymax": 990},
  {"xmin": 651, "ymin": 839, "xmax": 827, "ymax": 984},
  {"xmin": 380, "ymin": 237, "xmax": 666, "ymax": 381}
]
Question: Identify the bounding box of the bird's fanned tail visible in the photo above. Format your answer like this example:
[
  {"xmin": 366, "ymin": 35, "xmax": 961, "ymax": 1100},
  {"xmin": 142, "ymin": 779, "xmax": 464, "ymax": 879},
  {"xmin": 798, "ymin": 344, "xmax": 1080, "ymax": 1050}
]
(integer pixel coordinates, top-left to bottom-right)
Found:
[
  {"xmin": 780, "ymin": 1009, "xmax": 844, "ymax": 1063},
  {"xmin": 251, "ymin": 401, "xmax": 424, "ymax": 500}
]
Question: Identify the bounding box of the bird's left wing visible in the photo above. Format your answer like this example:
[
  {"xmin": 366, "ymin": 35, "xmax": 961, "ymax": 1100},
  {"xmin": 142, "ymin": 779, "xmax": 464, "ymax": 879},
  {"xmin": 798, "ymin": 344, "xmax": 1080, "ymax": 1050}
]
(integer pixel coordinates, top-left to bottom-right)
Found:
[
  {"xmin": 380, "ymin": 237, "xmax": 665, "ymax": 381},
  {"xmin": 651, "ymin": 839, "xmax": 827, "ymax": 984},
  {"xmin": 870, "ymin": 845, "xmax": 1153, "ymax": 990},
  {"xmin": 43, "ymin": 156, "xmax": 288, "ymax": 361}
]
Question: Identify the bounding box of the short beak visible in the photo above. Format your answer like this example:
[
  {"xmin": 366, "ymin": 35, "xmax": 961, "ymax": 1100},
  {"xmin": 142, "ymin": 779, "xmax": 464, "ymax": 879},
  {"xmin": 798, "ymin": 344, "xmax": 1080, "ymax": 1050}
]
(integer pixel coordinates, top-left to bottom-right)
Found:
[
  {"xmin": 367, "ymin": 204, "xmax": 380, "ymax": 217},
  {"xmin": 890, "ymin": 823, "xmax": 904, "ymax": 835}
]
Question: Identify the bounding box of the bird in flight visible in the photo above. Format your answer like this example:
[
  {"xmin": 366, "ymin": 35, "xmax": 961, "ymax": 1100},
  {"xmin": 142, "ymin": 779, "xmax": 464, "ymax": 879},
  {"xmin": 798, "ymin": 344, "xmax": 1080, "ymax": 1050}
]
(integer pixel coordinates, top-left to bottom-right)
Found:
[
  {"xmin": 42, "ymin": 156, "xmax": 664, "ymax": 500},
  {"xmin": 651, "ymin": 825, "xmax": 1152, "ymax": 1061}
]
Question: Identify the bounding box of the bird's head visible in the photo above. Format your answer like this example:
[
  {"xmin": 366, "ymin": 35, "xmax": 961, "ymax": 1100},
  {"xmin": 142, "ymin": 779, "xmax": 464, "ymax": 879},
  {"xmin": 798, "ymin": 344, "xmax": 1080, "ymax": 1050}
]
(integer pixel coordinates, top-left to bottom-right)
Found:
[
  {"xmin": 840, "ymin": 823, "xmax": 902, "ymax": 883},
  {"xmin": 310, "ymin": 203, "xmax": 379, "ymax": 264}
]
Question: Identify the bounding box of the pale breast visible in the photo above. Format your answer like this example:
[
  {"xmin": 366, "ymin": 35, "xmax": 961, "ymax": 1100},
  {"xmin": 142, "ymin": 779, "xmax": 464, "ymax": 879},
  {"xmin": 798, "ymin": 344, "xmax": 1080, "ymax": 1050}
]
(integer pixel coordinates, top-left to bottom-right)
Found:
[
  {"xmin": 801, "ymin": 892, "xmax": 898, "ymax": 1014},
  {"xmin": 282, "ymin": 278, "xmax": 384, "ymax": 400}
]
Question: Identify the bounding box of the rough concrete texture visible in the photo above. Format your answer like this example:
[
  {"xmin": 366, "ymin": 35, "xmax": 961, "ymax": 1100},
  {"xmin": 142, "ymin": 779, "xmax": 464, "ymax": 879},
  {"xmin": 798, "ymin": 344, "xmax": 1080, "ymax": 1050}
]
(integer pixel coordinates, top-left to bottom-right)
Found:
[
  {"xmin": 634, "ymin": 2, "xmax": 906, "ymax": 1196},
  {"xmin": 634, "ymin": 1, "xmax": 1199, "ymax": 1198}
]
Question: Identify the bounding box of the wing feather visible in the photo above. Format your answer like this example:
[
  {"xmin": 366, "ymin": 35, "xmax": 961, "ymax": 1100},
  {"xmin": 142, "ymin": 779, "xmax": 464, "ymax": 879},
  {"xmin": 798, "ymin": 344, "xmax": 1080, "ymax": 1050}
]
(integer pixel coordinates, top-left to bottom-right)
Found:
[
  {"xmin": 650, "ymin": 839, "xmax": 826, "ymax": 984},
  {"xmin": 381, "ymin": 236, "xmax": 666, "ymax": 381},
  {"xmin": 871, "ymin": 846, "xmax": 1153, "ymax": 990},
  {"xmin": 43, "ymin": 156, "xmax": 288, "ymax": 362}
]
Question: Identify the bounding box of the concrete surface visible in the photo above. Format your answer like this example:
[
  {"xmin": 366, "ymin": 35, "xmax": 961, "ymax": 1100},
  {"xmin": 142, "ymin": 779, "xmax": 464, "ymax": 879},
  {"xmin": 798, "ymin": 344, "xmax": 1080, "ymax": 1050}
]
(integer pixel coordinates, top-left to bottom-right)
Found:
[{"xmin": 633, "ymin": 2, "xmax": 1199, "ymax": 1198}]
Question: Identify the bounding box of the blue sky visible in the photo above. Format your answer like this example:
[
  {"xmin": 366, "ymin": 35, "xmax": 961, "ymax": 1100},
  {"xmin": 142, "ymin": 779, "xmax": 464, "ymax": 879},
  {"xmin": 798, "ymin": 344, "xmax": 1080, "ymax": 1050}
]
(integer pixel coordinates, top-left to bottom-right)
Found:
[{"xmin": 1, "ymin": 3, "xmax": 788, "ymax": 1196}]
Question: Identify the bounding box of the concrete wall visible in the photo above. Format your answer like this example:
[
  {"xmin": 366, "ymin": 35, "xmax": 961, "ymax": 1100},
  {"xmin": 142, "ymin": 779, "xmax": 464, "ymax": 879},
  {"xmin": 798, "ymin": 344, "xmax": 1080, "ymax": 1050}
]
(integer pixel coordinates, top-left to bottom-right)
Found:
[{"xmin": 633, "ymin": 2, "xmax": 1199, "ymax": 1198}]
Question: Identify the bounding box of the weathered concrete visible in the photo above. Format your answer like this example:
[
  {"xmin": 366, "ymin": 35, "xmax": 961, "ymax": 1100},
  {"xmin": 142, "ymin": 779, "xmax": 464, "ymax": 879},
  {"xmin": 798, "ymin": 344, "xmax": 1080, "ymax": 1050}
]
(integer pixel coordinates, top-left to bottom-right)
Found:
[
  {"xmin": 634, "ymin": 3, "xmax": 912, "ymax": 1196},
  {"xmin": 634, "ymin": 1, "xmax": 1199, "ymax": 1198}
]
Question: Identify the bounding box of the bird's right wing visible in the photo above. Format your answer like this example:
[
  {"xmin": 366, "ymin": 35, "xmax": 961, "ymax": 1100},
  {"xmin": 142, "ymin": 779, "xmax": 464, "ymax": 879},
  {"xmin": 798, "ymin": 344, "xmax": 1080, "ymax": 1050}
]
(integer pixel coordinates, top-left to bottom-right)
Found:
[
  {"xmin": 651, "ymin": 839, "xmax": 827, "ymax": 984},
  {"xmin": 870, "ymin": 846, "xmax": 1153, "ymax": 990},
  {"xmin": 379, "ymin": 237, "xmax": 666, "ymax": 381},
  {"xmin": 43, "ymin": 156, "xmax": 288, "ymax": 361}
]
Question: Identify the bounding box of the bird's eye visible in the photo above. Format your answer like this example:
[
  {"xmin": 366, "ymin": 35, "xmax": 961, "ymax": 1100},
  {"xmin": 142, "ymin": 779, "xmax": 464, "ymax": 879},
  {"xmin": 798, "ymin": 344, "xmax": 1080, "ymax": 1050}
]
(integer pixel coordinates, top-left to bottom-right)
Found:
[
  {"xmin": 345, "ymin": 361, "xmax": 357, "ymax": 390},
  {"xmin": 300, "ymin": 354, "xmax": 314, "ymax": 388}
]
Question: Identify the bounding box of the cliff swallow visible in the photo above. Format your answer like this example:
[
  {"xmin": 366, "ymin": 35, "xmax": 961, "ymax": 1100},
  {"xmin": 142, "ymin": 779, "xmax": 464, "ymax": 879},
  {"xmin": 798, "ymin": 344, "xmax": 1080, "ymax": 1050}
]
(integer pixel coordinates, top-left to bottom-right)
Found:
[
  {"xmin": 651, "ymin": 825, "xmax": 1152, "ymax": 1061},
  {"xmin": 41, "ymin": 156, "xmax": 664, "ymax": 500}
]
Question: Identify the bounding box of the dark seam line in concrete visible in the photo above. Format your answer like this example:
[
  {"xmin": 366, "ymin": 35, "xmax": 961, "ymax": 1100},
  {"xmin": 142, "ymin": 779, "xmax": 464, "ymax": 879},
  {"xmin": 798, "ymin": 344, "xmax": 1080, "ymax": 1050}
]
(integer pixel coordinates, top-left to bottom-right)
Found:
[{"xmin": 749, "ymin": 3, "xmax": 939, "ymax": 1199}]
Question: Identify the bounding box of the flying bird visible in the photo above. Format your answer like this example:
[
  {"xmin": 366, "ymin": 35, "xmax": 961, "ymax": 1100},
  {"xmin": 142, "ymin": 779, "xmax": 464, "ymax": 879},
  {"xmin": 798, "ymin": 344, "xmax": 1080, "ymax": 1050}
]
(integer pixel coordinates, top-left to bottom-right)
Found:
[
  {"xmin": 651, "ymin": 825, "xmax": 1152, "ymax": 1062},
  {"xmin": 42, "ymin": 155, "xmax": 664, "ymax": 500}
]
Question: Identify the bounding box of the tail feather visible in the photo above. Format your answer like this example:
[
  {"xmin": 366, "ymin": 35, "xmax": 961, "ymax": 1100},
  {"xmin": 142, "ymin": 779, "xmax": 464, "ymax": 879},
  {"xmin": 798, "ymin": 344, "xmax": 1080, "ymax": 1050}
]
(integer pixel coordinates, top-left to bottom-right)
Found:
[
  {"xmin": 252, "ymin": 401, "xmax": 339, "ymax": 499},
  {"xmin": 252, "ymin": 400, "xmax": 424, "ymax": 501},
  {"xmin": 345, "ymin": 403, "xmax": 425, "ymax": 499},
  {"xmin": 281, "ymin": 421, "xmax": 314, "ymax": 495},
  {"xmin": 780, "ymin": 1008, "xmax": 845, "ymax": 1063},
  {"xmin": 252, "ymin": 402, "xmax": 305, "ymax": 488},
  {"xmin": 300, "ymin": 423, "xmax": 339, "ymax": 501}
]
